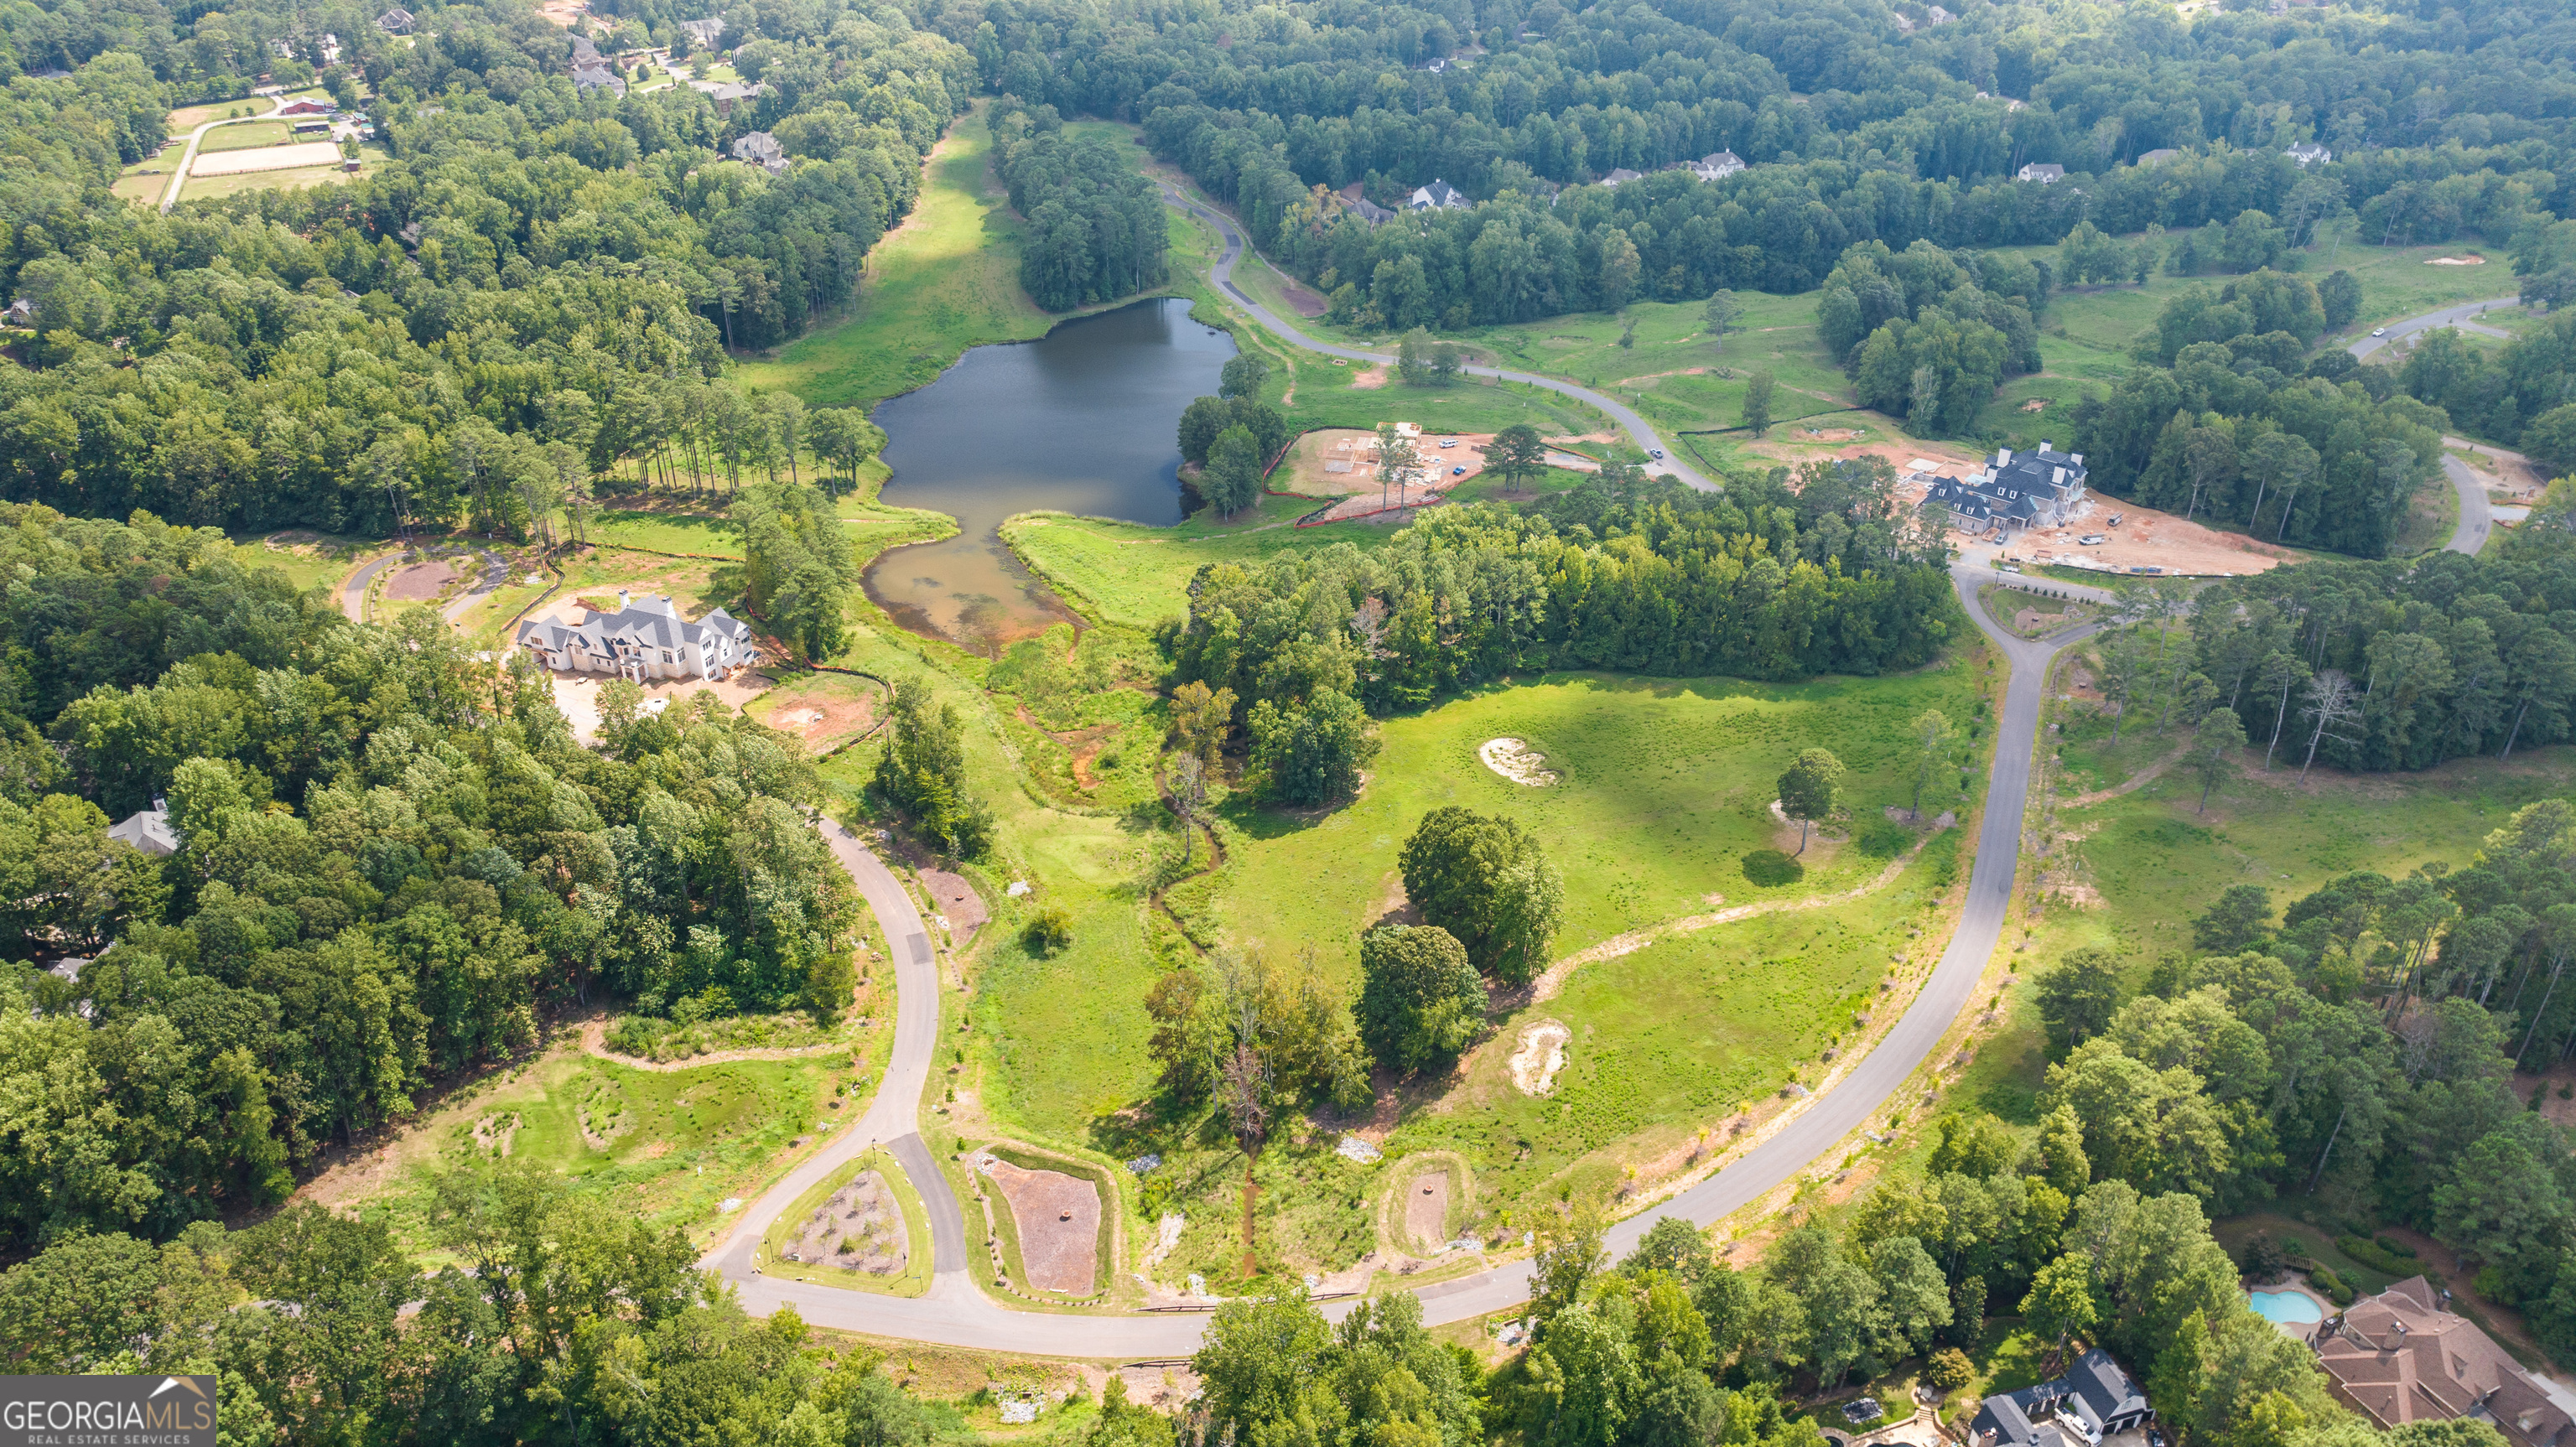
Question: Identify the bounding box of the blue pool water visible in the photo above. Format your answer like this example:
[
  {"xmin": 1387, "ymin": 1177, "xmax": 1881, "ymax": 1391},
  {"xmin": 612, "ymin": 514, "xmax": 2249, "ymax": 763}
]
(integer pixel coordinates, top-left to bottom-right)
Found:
[{"xmin": 2251, "ymin": 1289, "xmax": 2324, "ymax": 1325}]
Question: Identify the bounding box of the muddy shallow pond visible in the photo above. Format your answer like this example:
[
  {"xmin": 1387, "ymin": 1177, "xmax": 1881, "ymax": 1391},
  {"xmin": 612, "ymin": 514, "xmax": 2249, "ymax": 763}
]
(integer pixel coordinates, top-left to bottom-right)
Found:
[{"xmin": 865, "ymin": 298, "xmax": 1234, "ymax": 649}]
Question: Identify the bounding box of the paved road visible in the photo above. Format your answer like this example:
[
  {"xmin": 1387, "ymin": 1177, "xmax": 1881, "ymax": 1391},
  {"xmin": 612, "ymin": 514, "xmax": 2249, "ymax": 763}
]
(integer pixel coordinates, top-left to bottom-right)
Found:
[
  {"xmin": 340, "ymin": 552, "xmax": 400, "ymax": 622},
  {"xmin": 1159, "ymin": 184, "xmax": 1721, "ymax": 493},
  {"xmin": 2443, "ymin": 456, "xmax": 2494, "ymax": 555},
  {"xmin": 440, "ymin": 551, "xmax": 511, "ymax": 624},
  {"xmin": 159, "ymin": 98, "xmax": 288, "ymax": 213},
  {"xmin": 709, "ymin": 575, "xmax": 2107, "ymax": 1356},
  {"xmin": 2346, "ymin": 298, "xmax": 2525, "ymax": 556},
  {"xmin": 2345, "ymin": 296, "xmax": 2518, "ymax": 361}
]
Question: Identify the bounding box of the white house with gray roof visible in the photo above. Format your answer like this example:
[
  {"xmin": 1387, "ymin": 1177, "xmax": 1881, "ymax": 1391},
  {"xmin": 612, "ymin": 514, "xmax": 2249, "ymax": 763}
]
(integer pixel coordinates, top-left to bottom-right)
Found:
[{"xmin": 518, "ymin": 593, "xmax": 761, "ymax": 682}]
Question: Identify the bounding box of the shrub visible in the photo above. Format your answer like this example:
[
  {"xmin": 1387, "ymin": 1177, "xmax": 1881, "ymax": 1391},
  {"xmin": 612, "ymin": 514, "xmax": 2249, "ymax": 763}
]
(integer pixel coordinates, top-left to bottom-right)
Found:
[
  {"xmin": 2339, "ymin": 1235, "xmax": 2417, "ymax": 1277},
  {"xmin": 1924, "ymin": 1347, "xmax": 1974, "ymax": 1393},
  {"xmin": 2310, "ymin": 1268, "xmax": 2355, "ymax": 1306},
  {"xmin": 1742, "ymin": 849, "xmax": 1805, "ymax": 887},
  {"xmin": 1024, "ymin": 905, "xmax": 1074, "ymax": 956},
  {"xmin": 2241, "ymin": 1230, "xmax": 2288, "ymax": 1280},
  {"xmin": 1856, "ymin": 815, "xmax": 1913, "ymax": 858},
  {"xmin": 2375, "ymin": 1233, "xmax": 2418, "ymax": 1258}
]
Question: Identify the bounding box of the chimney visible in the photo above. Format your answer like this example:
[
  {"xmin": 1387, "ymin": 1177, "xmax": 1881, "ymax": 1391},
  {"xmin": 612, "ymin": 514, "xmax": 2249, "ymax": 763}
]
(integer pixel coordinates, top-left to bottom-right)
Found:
[
  {"xmin": 1996, "ymin": 448, "xmax": 2012, "ymax": 466},
  {"xmin": 617, "ymin": 589, "xmax": 631, "ymax": 609},
  {"xmin": 2070, "ymin": 452, "xmax": 2084, "ymax": 466},
  {"xmin": 152, "ymin": 796, "xmax": 167, "ymax": 813},
  {"xmin": 2039, "ymin": 438, "xmax": 2053, "ymax": 453},
  {"xmin": 2054, "ymin": 466, "xmax": 2066, "ymax": 486}
]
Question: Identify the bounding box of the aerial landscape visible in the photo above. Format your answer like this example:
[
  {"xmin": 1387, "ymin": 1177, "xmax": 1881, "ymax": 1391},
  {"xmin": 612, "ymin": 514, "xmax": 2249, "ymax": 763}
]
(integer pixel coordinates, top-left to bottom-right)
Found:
[{"xmin": 4, "ymin": 0, "xmax": 2576, "ymax": 1443}]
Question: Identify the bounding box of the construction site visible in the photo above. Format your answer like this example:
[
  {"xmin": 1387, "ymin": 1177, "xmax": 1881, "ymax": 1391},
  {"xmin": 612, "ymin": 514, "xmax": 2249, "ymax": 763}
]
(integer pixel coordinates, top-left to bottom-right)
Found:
[{"xmin": 1270, "ymin": 424, "xmax": 1600, "ymax": 524}]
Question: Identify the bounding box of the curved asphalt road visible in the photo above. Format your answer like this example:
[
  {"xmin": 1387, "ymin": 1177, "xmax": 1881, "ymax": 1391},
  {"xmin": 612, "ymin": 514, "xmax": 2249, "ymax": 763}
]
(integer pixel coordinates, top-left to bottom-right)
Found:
[
  {"xmin": 711, "ymin": 563, "xmax": 2108, "ymax": 1351},
  {"xmin": 340, "ymin": 552, "xmax": 400, "ymax": 621},
  {"xmin": 2345, "ymin": 297, "xmax": 2521, "ymax": 557},
  {"xmin": 1159, "ymin": 184, "xmax": 1721, "ymax": 493}
]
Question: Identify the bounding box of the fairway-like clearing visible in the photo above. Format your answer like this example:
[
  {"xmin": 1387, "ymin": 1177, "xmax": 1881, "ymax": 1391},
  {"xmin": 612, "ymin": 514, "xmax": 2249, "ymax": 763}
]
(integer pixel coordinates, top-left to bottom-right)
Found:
[
  {"xmin": 736, "ymin": 101, "xmax": 1050, "ymax": 407},
  {"xmin": 1217, "ymin": 666, "xmax": 1985, "ymax": 961}
]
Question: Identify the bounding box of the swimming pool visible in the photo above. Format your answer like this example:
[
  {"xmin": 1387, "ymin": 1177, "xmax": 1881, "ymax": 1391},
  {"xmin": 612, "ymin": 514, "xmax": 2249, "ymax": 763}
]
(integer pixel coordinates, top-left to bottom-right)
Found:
[{"xmin": 2251, "ymin": 1289, "xmax": 2324, "ymax": 1325}]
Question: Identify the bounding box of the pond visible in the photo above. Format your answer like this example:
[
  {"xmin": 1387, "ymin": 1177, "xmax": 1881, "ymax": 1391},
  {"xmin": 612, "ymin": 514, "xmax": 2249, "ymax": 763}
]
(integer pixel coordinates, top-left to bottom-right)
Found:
[{"xmin": 865, "ymin": 297, "xmax": 1234, "ymax": 651}]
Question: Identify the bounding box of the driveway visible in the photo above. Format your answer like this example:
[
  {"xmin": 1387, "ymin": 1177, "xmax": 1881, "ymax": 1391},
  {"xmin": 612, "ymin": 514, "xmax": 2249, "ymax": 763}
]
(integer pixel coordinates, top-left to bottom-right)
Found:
[
  {"xmin": 2348, "ymin": 297, "xmax": 2525, "ymax": 555},
  {"xmin": 158, "ymin": 96, "xmax": 289, "ymax": 212}
]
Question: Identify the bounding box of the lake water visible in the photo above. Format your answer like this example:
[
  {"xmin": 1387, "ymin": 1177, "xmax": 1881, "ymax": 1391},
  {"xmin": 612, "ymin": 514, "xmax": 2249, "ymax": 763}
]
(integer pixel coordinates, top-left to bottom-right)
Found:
[{"xmin": 865, "ymin": 298, "xmax": 1234, "ymax": 649}]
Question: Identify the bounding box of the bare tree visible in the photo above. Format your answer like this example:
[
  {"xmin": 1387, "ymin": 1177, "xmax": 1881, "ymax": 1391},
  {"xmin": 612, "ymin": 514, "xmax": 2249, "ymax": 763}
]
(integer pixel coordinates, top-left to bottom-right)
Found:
[
  {"xmin": 1219, "ymin": 1040, "xmax": 1270, "ymax": 1151},
  {"xmin": 2257, "ymin": 651, "xmax": 2310, "ymax": 770},
  {"xmin": 1169, "ymin": 752, "xmax": 1206, "ymax": 867},
  {"xmin": 2298, "ymin": 670, "xmax": 2363, "ymax": 780}
]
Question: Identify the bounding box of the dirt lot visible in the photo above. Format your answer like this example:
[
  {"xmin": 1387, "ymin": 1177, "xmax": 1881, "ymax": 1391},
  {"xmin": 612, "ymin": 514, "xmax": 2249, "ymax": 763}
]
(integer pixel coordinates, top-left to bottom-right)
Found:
[
  {"xmin": 753, "ymin": 675, "xmax": 881, "ymax": 755},
  {"xmin": 780, "ymin": 1170, "xmax": 910, "ymax": 1277},
  {"xmin": 382, "ymin": 558, "xmax": 459, "ymax": 601},
  {"xmin": 1404, "ymin": 1171, "xmax": 1450, "ymax": 1253},
  {"xmin": 920, "ymin": 869, "xmax": 987, "ymax": 943},
  {"xmin": 986, "ymin": 1159, "xmax": 1098, "ymax": 1294},
  {"xmin": 1277, "ymin": 427, "xmax": 1492, "ymax": 496},
  {"xmin": 1998, "ymin": 502, "xmax": 2293, "ymax": 578}
]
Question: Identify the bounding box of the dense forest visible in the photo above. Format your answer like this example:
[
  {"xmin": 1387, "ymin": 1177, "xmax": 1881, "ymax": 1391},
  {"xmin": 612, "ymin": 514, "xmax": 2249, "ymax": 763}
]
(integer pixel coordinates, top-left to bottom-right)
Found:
[
  {"xmin": 0, "ymin": 0, "xmax": 968, "ymax": 533},
  {"xmin": 0, "ymin": 506, "xmax": 856, "ymax": 1252},
  {"xmin": 1164, "ymin": 461, "xmax": 1956, "ymax": 742},
  {"xmin": 990, "ymin": 97, "xmax": 1170, "ymax": 310},
  {"xmin": 2070, "ymin": 267, "xmax": 2449, "ymax": 557},
  {"xmin": 929, "ymin": 0, "xmax": 2573, "ymax": 322}
]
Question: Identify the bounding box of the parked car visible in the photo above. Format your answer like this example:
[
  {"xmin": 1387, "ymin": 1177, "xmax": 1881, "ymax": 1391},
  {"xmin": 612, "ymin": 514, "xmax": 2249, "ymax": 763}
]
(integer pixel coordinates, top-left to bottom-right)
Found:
[
  {"xmin": 2371, "ymin": 327, "xmax": 2388, "ymax": 337},
  {"xmin": 1650, "ymin": 449, "xmax": 1665, "ymax": 459},
  {"xmin": 1452, "ymin": 465, "xmax": 1467, "ymax": 475},
  {"xmin": 2106, "ymin": 513, "xmax": 2124, "ymax": 526},
  {"xmin": 2079, "ymin": 534, "xmax": 2108, "ymax": 545},
  {"xmin": 1438, "ymin": 438, "xmax": 1457, "ymax": 449}
]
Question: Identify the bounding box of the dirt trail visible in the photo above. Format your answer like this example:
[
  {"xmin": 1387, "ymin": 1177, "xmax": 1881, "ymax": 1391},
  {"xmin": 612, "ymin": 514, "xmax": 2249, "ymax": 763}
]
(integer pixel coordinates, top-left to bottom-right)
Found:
[
  {"xmin": 1529, "ymin": 827, "xmax": 1945, "ymax": 1004},
  {"xmin": 2062, "ymin": 744, "xmax": 2190, "ymax": 807},
  {"xmin": 578, "ymin": 1018, "xmax": 857, "ymax": 1072}
]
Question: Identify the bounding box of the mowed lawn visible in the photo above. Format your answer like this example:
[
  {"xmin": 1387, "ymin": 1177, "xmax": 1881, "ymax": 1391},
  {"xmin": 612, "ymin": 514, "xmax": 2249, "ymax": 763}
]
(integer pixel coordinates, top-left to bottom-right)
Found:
[
  {"xmin": 737, "ymin": 100, "xmax": 1052, "ymax": 407},
  {"xmin": 1217, "ymin": 662, "xmax": 1985, "ymax": 962},
  {"xmin": 1003, "ymin": 493, "xmax": 1392, "ymax": 630}
]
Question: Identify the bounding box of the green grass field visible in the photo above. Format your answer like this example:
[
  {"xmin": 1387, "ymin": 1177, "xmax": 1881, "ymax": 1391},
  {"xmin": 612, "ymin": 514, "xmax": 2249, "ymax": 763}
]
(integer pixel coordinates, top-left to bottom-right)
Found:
[
  {"xmin": 342, "ymin": 1038, "xmax": 858, "ymax": 1258},
  {"xmin": 1214, "ymin": 665, "xmax": 1986, "ymax": 965},
  {"xmin": 736, "ymin": 101, "xmax": 1052, "ymax": 407},
  {"xmin": 231, "ymin": 529, "xmax": 380, "ymax": 593},
  {"xmin": 199, "ymin": 119, "xmax": 293, "ymax": 152},
  {"xmin": 590, "ymin": 509, "xmax": 745, "ymax": 558},
  {"xmin": 1001, "ymin": 494, "xmax": 1390, "ymax": 630}
]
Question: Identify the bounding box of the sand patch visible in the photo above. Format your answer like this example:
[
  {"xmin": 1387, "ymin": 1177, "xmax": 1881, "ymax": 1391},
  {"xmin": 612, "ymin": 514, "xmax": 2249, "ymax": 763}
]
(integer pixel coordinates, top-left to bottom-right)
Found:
[
  {"xmin": 1509, "ymin": 1020, "xmax": 1571, "ymax": 1095},
  {"xmin": 1799, "ymin": 427, "xmax": 1863, "ymax": 442},
  {"xmin": 191, "ymin": 140, "xmax": 346, "ymax": 176},
  {"xmin": 779, "ymin": 1170, "xmax": 911, "ymax": 1278},
  {"xmin": 756, "ymin": 678, "xmax": 880, "ymax": 755},
  {"xmin": 2427, "ymin": 255, "xmax": 2485, "ymax": 265},
  {"xmin": 2019, "ymin": 397, "xmax": 2049, "ymax": 412},
  {"xmin": 1348, "ymin": 367, "xmax": 1389, "ymax": 389},
  {"xmin": 1404, "ymin": 1171, "xmax": 1452, "ymax": 1252},
  {"xmin": 382, "ymin": 558, "xmax": 459, "ymax": 602},
  {"xmin": 921, "ymin": 869, "xmax": 986, "ymax": 943},
  {"xmin": 985, "ymin": 1159, "xmax": 1099, "ymax": 1294},
  {"xmin": 1480, "ymin": 737, "xmax": 1559, "ymax": 786}
]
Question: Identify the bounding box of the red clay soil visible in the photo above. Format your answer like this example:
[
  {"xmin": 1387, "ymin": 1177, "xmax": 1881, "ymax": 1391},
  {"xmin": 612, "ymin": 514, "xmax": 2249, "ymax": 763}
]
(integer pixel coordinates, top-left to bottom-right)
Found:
[
  {"xmin": 1405, "ymin": 1171, "xmax": 1450, "ymax": 1253},
  {"xmin": 919, "ymin": 870, "xmax": 986, "ymax": 943},
  {"xmin": 989, "ymin": 1160, "xmax": 1098, "ymax": 1294},
  {"xmin": 382, "ymin": 559, "xmax": 459, "ymax": 601}
]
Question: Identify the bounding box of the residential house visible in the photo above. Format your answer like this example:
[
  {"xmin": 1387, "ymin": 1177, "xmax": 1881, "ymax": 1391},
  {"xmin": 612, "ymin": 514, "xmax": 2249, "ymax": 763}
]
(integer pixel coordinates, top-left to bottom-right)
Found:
[
  {"xmin": 704, "ymin": 80, "xmax": 765, "ymax": 113},
  {"xmin": 1924, "ymin": 4, "xmax": 1955, "ymax": 22},
  {"xmin": 1345, "ymin": 194, "xmax": 1395, "ymax": 225},
  {"xmin": 572, "ymin": 60, "xmax": 626, "ymax": 94},
  {"xmin": 3, "ymin": 298, "xmax": 35, "ymax": 328},
  {"xmin": 2018, "ymin": 162, "xmax": 2066, "ymax": 184},
  {"xmin": 1406, "ymin": 178, "xmax": 1467, "ymax": 210},
  {"xmin": 570, "ymin": 32, "xmax": 601, "ymax": 63},
  {"xmin": 1690, "ymin": 149, "xmax": 1746, "ymax": 180},
  {"xmin": 2137, "ymin": 148, "xmax": 2181, "ymax": 167},
  {"xmin": 1926, "ymin": 443, "xmax": 2090, "ymax": 537},
  {"xmin": 1967, "ymin": 1349, "xmax": 2155, "ymax": 1447},
  {"xmin": 2286, "ymin": 141, "xmax": 2332, "ymax": 167},
  {"xmin": 730, "ymin": 130, "xmax": 789, "ymax": 172},
  {"xmin": 2309, "ymin": 1278, "xmax": 2576, "ymax": 1447},
  {"xmin": 1893, "ymin": 13, "xmax": 1915, "ymax": 33},
  {"xmin": 1600, "ymin": 167, "xmax": 1644, "ymax": 187},
  {"xmin": 1417, "ymin": 55, "xmax": 1449, "ymax": 73},
  {"xmin": 375, "ymin": 6, "xmax": 413, "ymax": 32},
  {"xmin": 679, "ymin": 17, "xmax": 725, "ymax": 47},
  {"xmin": 108, "ymin": 801, "xmax": 180, "ymax": 858},
  {"xmin": 278, "ymin": 97, "xmax": 334, "ymax": 116},
  {"xmin": 517, "ymin": 593, "xmax": 761, "ymax": 682}
]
